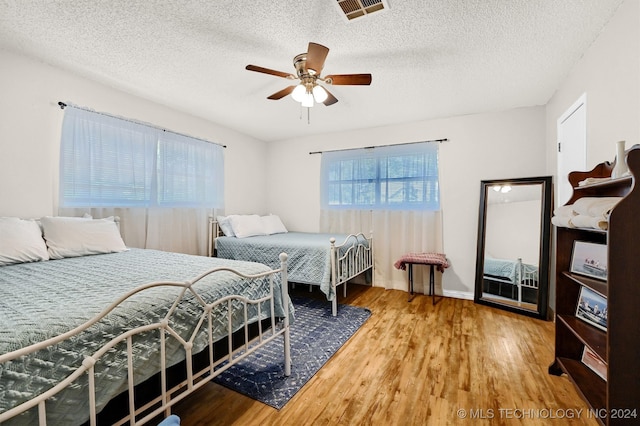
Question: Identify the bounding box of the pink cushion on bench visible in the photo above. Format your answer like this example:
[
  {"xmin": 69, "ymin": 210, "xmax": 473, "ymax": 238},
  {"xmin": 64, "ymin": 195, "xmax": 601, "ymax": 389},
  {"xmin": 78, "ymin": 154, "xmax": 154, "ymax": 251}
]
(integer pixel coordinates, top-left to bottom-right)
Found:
[{"xmin": 394, "ymin": 253, "xmax": 449, "ymax": 272}]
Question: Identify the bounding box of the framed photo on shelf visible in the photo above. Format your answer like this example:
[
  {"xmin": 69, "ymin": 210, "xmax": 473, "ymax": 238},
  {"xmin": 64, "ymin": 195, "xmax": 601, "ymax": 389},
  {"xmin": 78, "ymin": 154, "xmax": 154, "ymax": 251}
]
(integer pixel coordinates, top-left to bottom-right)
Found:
[
  {"xmin": 575, "ymin": 286, "xmax": 607, "ymax": 331},
  {"xmin": 570, "ymin": 241, "xmax": 608, "ymax": 281},
  {"xmin": 581, "ymin": 347, "xmax": 607, "ymax": 381}
]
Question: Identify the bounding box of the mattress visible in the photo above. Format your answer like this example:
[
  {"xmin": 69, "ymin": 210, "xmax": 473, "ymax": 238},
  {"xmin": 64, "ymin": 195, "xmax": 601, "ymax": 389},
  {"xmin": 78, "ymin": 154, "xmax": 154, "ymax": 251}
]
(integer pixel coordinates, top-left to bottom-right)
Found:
[
  {"xmin": 0, "ymin": 249, "xmax": 291, "ymax": 425},
  {"xmin": 216, "ymin": 232, "xmax": 369, "ymax": 300}
]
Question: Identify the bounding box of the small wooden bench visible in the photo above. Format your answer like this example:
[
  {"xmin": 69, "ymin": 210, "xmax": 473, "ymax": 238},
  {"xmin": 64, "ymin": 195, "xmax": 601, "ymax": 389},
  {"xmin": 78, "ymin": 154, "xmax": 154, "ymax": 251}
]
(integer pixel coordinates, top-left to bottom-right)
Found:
[{"xmin": 394, "ymin": 253, "xmax": 449, "ymax": 304}]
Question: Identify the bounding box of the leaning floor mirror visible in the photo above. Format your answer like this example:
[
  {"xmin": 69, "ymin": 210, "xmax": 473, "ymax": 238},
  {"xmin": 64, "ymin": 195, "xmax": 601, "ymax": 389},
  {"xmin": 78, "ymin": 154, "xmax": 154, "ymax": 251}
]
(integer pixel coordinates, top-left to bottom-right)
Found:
[{"xmin": 474, "ymin": 176, "xmax": 552, "ymax": 319}]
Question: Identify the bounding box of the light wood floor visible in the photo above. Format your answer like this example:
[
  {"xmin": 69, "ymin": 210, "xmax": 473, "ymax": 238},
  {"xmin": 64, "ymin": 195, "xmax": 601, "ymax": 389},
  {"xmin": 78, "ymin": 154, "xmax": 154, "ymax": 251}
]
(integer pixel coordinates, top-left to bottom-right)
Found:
[{"xmin": 172, "ymin": 284, "xmax": 598, "ymax": 425}]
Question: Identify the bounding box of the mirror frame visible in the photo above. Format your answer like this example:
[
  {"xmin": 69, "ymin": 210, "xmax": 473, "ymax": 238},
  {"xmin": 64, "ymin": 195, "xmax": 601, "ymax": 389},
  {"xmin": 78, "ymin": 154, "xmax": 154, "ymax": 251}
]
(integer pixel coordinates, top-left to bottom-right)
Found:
[{"xmin": 473, "ymin": 176, "xmax": 553, "ymax": 320}]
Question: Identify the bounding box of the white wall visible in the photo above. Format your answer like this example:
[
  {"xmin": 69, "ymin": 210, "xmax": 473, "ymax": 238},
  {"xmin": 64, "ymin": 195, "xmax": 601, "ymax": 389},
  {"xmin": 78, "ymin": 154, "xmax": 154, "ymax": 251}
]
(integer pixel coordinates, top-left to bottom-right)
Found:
[
  {"xmin": 545, "ymin": 0, "xmax": 639, "ymax": 307},
  {"xmin": 486, "ymin": 199, "xmax": 541, "ymax": 266},
  {"xmin": 0, "ymin": 48, "xmax": 268, "ymax": 219},
  {"xmin": 546, "ymin": 0, "xmax": 639, "ymax": 176},
  {"xmin": 267, "ymin": 107, "xmax": 547, "ymax": 297}
]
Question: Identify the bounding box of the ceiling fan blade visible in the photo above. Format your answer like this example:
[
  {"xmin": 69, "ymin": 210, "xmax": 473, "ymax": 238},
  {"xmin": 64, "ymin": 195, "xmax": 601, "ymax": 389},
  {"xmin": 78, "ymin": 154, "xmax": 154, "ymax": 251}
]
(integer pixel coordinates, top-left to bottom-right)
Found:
[
  {"xmin": 306, "ymin": 42, "xmax": 329, "ymax": 75},
  {"xmin": 324, "ymin": 74, "xmax": 372, "ymax": 85},
  {"xmin": 246, "ymin": 65, "xmax": 295, "ymax": 79},
  {"xmin": 267, "ymin": 85, "xmax": 297, "ymax": 100},
  {"xmin": 322, "ymin": 87, "xmax": 338, "ymax": 106}
]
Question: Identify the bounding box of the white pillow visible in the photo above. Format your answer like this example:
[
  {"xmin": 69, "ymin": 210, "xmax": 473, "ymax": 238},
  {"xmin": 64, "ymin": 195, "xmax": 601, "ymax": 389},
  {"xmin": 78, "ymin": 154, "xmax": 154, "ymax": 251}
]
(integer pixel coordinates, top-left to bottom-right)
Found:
[
  {"xmin": 262, "ymin": 215, "xmax": 288, "ymax": 235},
  {"xmin": 229, "ymin": 214, "xmax": 267, "ymax": 238},
  {"xmin": 216, "ymin": 215, "xmax": 236, "ymax": 237},
  {"xmin": 41, "ymin": 216, "xmax": 128, "ymax": 259},
  {"xmin": 0, "ymin": 217, "xmax": 49, "ymax": 266}
]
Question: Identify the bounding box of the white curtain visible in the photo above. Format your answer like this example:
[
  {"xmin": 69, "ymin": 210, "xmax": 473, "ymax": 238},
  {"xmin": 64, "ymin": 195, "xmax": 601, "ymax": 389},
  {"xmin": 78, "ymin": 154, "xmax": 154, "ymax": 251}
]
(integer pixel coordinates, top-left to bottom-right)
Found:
[
  {"xmin": 320, "ymin": 209, "xmax": 443, "ymax": 292},
  {"xmin": 58, "ymin": 207, "xmax": 215, "ymax": 255},
  {"xmin": 319, "ymin": 141, "xmax": 443, "ymax": 293},
  {"xmin": 58, "ymin": 106, "xmax": 223, "ymax": 256}
]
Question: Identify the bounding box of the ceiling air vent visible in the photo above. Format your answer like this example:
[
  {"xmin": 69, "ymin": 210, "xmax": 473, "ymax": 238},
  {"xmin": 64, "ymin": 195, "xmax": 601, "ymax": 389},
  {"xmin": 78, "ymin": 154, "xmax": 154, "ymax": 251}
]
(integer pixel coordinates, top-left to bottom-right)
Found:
[{"xmin": 335, "ymin": 0, "xmax": 389, "ymax": 21}]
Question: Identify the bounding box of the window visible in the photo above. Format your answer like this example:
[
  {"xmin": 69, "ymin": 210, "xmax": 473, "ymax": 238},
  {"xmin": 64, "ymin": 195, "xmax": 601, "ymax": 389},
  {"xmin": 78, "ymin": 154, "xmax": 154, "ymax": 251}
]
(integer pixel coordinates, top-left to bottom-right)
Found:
[
  {"xmin": 59, "ymin": 107, "xmax": 224, "ymax": 208},
  {"xmin": 320, "ymin": 142, "xmax": 439, "ymax": 210}
]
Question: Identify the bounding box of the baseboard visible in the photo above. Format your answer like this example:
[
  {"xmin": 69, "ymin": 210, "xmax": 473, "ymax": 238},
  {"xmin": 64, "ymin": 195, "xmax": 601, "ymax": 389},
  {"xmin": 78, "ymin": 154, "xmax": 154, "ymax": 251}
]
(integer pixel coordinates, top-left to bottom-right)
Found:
[{"xmin": 442, "ymin": 289, "xmax": 474, "ymax": 300}]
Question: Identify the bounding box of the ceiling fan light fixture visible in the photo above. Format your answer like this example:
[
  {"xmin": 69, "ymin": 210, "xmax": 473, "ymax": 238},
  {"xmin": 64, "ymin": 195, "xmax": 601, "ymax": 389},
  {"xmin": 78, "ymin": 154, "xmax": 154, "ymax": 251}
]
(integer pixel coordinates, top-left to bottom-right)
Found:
[
  {"xmin": 291, "ymin": 84, "xmax": 306, "ymax": 102},
  {"xmin": 493, "ymin": 185, "xmax": 512, "ymax": 193},
  {"xmin": 312, "ymin": 85, "xmax": 328, "ymax": 103},
  {"xmin": 246, "ymin": 41, "xmax": 372, "ymax": 108},
  {"xmin": 301, "ymin": 91, "xmax": 314, "ymax": 108}
]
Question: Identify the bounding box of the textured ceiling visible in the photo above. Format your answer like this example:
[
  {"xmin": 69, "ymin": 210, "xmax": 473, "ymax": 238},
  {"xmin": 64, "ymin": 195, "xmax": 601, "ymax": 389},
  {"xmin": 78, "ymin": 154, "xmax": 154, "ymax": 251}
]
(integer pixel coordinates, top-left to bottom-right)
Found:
[{"xmin": 0, "ymin": 0, "xmax": 625, "ymax": 142}]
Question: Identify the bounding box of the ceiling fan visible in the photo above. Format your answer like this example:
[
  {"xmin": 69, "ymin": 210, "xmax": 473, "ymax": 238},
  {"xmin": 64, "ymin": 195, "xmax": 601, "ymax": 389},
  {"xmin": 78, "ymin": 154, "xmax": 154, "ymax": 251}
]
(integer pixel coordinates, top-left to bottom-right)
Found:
[{"xmin": 246, "ymin": 42, "xmax": 372, "ymax": 107}]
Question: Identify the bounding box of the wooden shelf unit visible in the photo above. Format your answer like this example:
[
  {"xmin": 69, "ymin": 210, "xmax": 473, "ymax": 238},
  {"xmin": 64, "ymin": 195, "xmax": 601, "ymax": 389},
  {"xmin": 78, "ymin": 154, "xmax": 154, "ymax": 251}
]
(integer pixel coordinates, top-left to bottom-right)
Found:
[{"xmin": 549, "ymin": 146, "xmax": 640, "ymax": 425}]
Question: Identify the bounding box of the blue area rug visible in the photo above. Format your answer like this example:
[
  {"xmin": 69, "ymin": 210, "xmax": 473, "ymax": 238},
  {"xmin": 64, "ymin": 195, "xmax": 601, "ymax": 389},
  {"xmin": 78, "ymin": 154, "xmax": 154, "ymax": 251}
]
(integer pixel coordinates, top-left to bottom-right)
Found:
[{"xmin": 213, "ymin": 295, "xmax": 371, "ymax": 409}]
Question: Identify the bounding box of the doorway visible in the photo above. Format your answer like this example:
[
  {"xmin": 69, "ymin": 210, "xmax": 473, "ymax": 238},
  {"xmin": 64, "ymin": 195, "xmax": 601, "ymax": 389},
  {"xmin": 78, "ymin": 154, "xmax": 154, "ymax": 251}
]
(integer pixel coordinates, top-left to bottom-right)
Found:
[{"xmin": 557, "ymin": 94, "xmax": 587, "ymax": 206}]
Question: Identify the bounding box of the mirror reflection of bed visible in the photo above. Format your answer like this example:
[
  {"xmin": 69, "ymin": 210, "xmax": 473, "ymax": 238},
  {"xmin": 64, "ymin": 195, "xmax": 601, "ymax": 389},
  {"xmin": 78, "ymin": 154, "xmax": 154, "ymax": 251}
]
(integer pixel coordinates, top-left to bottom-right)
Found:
[
  {"xmin": 474, "ymin": 176, "xmax": 552, "ymax": 319},
  {"xmin": 483, "ymin": 258, "xmax": 538, "ymax": 311}
]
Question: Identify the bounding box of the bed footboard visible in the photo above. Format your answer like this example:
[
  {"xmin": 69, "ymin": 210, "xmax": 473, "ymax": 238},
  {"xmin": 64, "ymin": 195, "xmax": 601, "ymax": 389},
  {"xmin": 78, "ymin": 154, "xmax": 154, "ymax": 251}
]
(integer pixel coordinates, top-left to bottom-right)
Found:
[
  {"xmin": 329, "ymin": 232, "xmax": 374, "ymax": 316},
  {"xmin": 482, "ymin": 257, "xmax": 539, "ymax": 304},
  {"xmin": 0, "ymin": 254, "xmax": 291, "ymax": 426}
]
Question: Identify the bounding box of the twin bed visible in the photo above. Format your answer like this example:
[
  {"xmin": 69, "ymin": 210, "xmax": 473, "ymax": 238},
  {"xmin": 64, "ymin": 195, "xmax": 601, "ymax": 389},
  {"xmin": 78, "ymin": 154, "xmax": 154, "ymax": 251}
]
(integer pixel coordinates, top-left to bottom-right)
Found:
[
  {"xmin": 209, "ymin": 215, "xmax": 374, "ymax": 316},
  {"xmin": 482, "ymin": 256, "xmax": 539, "ymax": 304},
  {"xmin": 0, "ymin": 217, "xmax": 292, "ymax": 425}
]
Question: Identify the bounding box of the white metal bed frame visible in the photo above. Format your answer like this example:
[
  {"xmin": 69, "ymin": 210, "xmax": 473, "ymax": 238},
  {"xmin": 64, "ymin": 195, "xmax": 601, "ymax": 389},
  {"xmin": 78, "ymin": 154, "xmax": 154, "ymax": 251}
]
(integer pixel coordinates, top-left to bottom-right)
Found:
[
  {"xmin": 328, "ymin": 234, "xmax": 374, "ymax": 315},
  {"xmin": 0, "ymin": 253, "xmax": 291, "ymax": 426},
  {"xmin": 484, "ymin": 257, "xmax": 539, "ymax": 304},
  {"xmin": 518, "ymin": 258, "xmax": 539, "ymax": 302},
  {"xmin": 208, "ymin": 218, "xmax": 374, "ymax": 316}
]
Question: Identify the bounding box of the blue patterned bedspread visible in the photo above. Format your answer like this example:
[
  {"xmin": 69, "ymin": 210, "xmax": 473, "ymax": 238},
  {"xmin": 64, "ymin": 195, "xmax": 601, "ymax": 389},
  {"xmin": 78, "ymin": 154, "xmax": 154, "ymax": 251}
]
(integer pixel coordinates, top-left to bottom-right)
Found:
[
  {"xmin": 483, "ymin": 257, "xmax": 518, "ymax": 282},
  {"xmin": 483, "ymin": 257, "xmax": 537, "ymax": 284},
  {"xmin": 0, "ymin": 249, "xmax": 292, "ymax": 425},
  {"xmin": 216, "ymin": 232, "xmax": 368, "ymax": 301}
]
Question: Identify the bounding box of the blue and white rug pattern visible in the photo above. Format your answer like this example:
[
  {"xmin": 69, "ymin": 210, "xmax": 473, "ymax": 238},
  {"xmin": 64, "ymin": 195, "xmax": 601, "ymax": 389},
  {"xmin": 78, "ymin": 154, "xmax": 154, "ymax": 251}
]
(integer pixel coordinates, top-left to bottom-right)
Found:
[{"xmin": 213, "ymin": 295, "xmax": 371, "ymax": 409}]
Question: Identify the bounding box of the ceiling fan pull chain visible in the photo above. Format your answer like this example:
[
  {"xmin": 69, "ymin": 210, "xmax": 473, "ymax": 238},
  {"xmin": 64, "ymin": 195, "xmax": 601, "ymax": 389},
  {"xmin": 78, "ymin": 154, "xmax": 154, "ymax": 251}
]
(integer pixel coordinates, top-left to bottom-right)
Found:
[{"xmin": 298, "ymin": 104, "xmax": 311, "ymax": 124}]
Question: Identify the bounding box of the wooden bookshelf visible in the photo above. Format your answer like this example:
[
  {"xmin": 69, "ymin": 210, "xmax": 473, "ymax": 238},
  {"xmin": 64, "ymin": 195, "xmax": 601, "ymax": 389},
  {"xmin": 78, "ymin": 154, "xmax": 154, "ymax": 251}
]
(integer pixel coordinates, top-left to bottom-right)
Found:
[{"xmin": 549, "ymin": 146, "xmax": 640, "ymax": 425}]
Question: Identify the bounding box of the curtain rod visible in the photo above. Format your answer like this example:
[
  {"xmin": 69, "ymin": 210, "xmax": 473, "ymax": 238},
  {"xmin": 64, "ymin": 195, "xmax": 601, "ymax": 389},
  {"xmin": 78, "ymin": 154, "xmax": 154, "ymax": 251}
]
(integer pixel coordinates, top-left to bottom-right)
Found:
[
  {"xmin": 308, "ymin": 138, "xmax": 448, "ymax": 155},
  {"xmin": 57, "ymin": 102, "xmax": 227, "ymax": 148}
]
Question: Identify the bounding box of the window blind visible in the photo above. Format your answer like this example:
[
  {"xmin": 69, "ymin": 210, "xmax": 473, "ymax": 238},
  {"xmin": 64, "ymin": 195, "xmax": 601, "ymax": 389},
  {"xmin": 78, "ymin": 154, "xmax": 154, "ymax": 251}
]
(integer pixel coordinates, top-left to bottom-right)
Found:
[
  {"xmin": 59, "ymin": 107, "xmax": 224, "ymax": 208},
  {"xmin": 320, "ymin": 142, "xmax": 439, "ymax": 210}
]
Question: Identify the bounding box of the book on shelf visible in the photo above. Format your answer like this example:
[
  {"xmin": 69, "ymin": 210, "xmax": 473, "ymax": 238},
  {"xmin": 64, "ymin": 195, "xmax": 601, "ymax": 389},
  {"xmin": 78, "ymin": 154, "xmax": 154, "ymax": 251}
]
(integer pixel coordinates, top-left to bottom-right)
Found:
[{"xmin": 581, "ymin": 346, "xmax": 607, "ymax": 381}]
